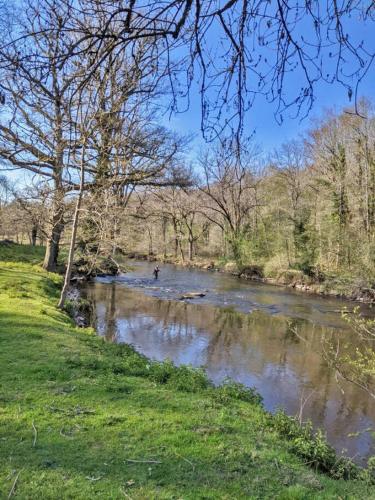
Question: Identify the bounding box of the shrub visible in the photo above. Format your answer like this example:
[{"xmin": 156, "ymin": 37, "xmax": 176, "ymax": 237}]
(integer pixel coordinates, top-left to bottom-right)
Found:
[
  {"xmin": 263, "ymin": 254, "xmax": 290, "ymax": 278},
  {"xmin": 239, "ymin": 265, "xmax": 264, "ymax": 279},
  {"xmin": 213, "ymin": 379, "xmax": 263, "ymax": 405},
  {"xmin": 295, "ymin": 262, "xmax": 325, "ymax": 282},
  {"xmin": 272, "ymin": 410, "xmax": 361, "ymax": 480},
  {"xmin": 148, "ymin": 359, "xmax": 175, "ymax": 384},
  {"xmin": 168, "ymin": 364, "xmax": 211, "ymax": 392}
]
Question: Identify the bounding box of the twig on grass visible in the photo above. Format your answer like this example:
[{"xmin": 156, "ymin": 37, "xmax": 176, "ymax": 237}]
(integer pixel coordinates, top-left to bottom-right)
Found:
[
  {"xmin": 174, "ymin": 452, "xmax": 195, "ymax": 470},
  {"xmin": 32, "ymin": 421, "xmax": 37, "ymax": 447},
  {"xmin": 8, "ymin": 471, "xmax": 20, "ymax": 498},
  {"xmin": 125, "ymin": 459, "xmax": 162, "ymax": 464},
  {"xmin": 120, "ymin": 488, "xmax": 133, "ymax": 500}
]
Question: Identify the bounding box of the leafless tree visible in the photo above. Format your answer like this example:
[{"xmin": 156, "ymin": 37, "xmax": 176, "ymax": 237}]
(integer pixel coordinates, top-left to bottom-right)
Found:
[
  {"xmin": 15, "ymin": 0, "xmax": 373, "ymax": 142},
  {"xmin": 199, "ymin": 139, "xmax": 260, "ymax": 260},
  {"xmin": 0, "ymin": 1, "xmax": 83, "ymax": 270},
  {"xmin": 0, "ymin": 1, "xmax": 187, "ymax": 275}
]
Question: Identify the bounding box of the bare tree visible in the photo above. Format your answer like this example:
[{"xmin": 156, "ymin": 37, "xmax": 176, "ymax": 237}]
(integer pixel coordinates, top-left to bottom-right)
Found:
[
  {"xmin": 199, "ymin": 140, "xmax": 260, "ymax": 261},
  {"xmin": 36, "ymin": 0, "xmax": 375, "ymax": 141},
  {"xmin": 271, "ymin": 141, "xmax": 313, "ymax": 264},
  {"xmin": 0, "ymin": 1, "xmax": 82, "ymax": 270}
]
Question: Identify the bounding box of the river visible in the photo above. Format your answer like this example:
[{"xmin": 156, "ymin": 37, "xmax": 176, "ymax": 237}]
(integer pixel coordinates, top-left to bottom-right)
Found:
[{"xmin": 82, "ymin": 260, "xmax": 375, "ymax": 464}]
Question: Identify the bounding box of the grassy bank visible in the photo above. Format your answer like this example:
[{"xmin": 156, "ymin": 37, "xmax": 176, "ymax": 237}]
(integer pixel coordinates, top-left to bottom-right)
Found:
[{"xmin": 1, "ymin": 244, "xmax": 375, "ymax": 498}]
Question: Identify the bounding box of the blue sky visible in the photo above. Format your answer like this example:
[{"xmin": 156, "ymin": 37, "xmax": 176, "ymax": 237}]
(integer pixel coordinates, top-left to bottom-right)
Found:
[
  {"xmin": 163, "ymin": 5, "xmax": 375, "ymax": 157},
  {"xmin": 167, "ymin": 78, "xmax": 375, "ymax": 157}
]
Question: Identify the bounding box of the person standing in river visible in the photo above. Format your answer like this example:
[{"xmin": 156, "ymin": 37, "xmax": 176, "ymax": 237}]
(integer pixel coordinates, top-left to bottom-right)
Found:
[{"xmin": 153, "ymin": 265, "xmax": 160, "ymax": 279}]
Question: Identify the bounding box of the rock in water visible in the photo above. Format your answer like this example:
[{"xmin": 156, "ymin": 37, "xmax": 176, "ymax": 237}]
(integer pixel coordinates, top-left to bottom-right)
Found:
[{"xmin": 179, "ymin": 292, "xmax": 206, "ymax": 300}]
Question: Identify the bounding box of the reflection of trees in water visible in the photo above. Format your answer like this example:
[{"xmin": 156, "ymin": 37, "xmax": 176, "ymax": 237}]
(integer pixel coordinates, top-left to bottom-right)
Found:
[
  {"xmin": 89, "ymin": 284, "xmax": 368, "ymax": 397},
  {"xmin": 87, "ymin": 282, "xmax": 375, "ymax": 458},
  {"xmin": 284, "ymin": 318, "xmax": 305, "ymax": 343},
  {"xmin": 104, "ymin": 283, "xmax": 118, "ymax": 342},
  {"xmin": 154, "ymin": 299, "xmax": 192, "ymax": 344}
]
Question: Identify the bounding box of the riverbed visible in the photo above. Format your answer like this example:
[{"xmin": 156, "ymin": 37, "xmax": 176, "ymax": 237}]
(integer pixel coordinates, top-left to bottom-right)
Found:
[{"xmin": 82, "ymin": 260, "xmax": 375, "ymax": 464}]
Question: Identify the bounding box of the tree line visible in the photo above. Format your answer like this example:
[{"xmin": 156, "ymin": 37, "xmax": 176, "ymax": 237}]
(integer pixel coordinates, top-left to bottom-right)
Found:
[{"xmin": 123, "ymin": 101, "xmax": 375, "ymax": 284}]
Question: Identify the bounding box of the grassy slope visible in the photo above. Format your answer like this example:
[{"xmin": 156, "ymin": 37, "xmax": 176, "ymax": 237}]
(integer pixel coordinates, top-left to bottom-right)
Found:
[{"xmin": 0, "ymin": 245, "xmax": 374, "ymax": 499}]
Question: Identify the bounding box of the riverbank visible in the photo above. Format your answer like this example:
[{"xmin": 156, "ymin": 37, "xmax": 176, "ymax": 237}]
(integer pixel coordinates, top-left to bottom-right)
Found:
[
  {"xmin": 1, "ymin": 244, "xmax": 375, "ymax": 498},
  {"xmin": 135, "ymin": 253, "xmax": 375, "ymax": 304}
]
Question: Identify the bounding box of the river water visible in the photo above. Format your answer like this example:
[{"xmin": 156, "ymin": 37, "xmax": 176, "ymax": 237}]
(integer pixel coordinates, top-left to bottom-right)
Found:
[{"xmin": 82, "ymin": 260, "xmax": 375, "ymax": 464}]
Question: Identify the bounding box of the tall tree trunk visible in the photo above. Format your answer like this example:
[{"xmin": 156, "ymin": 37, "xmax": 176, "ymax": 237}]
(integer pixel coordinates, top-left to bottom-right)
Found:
[
  {"xmin": 31, "ymin": 225, "xmax": 37, "ymax": 246},
  {"xmin": 188, "ymin": 237, "xmax": 194, "ymax": 261},
  {"xmin": 58, "ymin": 148, "xmax": 85, "ymax": 309},
  {"xmin": 173, "ymin": 219, "xmax": 179, "ymax": 258},
  {"xmin": 179, "ymin": 240, "xmax": 185, "ymax": 262},
  {"xmin": 162, "ymin": 217, "xmax": 167, "ymax": 258},
  {"xmin": 43, "ymin": 200, "xmax": 64, "ymax": 272},
  {"xmin": 147, "ymin": 227, "xmax": 153, "ymax": 255}
]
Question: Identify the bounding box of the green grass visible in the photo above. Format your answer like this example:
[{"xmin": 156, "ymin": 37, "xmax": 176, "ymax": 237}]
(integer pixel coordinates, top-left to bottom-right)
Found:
[
  {"xmin": 0, "ymin": 241, "xmax": 45, "ymax": 264},
  {"xmin": 0, "ymin": 244, "xmax": 375, "ymax": 499}
]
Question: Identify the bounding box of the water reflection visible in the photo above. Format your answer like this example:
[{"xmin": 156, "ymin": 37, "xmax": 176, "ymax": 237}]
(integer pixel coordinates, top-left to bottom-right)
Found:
[{"xmin": 83, "ymin": 274, "xmax": 375, "ymax": 464}]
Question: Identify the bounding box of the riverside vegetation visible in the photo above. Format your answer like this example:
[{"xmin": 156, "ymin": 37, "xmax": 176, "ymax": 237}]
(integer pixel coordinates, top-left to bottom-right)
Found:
[{"xmin": 0, "ymin": 243, "xmax": 375, "ymax": 499}]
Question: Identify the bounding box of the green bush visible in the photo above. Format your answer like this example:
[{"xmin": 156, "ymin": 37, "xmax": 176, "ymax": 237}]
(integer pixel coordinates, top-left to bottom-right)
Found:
[
  {"xmin": 213, "ymin": 379, "xmax": 263, "ymax": 405},
  {"xmin": 272, "ymin": 410, "xmax": 361, "ymax": 480},
  {"xmin": 168, "ymin": 364, "xmax": 211, "ymax": 392},
  {"xmin": 295, "ymin": 262, "xmax": 325, "ymax": 282},
  {"xmin": 148, "ymin": 359, "xmax": 175, "ymax": 384}
]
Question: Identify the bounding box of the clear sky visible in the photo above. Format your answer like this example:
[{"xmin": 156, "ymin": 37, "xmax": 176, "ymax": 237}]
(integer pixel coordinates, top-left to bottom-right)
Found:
[
  {"xmin": 167, "ymin": 78, "xmax": 375, "ymax": 157},
  {"xmin": 163, "ymin": 6, "xmax": 375, "ymax": 158}
]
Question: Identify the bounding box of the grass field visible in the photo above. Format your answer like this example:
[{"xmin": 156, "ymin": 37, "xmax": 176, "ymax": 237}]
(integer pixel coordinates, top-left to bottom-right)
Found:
[{"xmin": 0, "ymin": 244, "xmax": 374, "ymax": 499}]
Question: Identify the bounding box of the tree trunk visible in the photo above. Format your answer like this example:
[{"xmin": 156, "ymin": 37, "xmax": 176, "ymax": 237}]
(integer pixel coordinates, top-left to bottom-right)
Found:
[
  {"xmin": 31, "ymin": 225, "xmax": 37, "ymax": 246},
  {"xmin": 58, "ymin": 148, "xmax": 85, "ymax": 309},
  {"xmin": 173, "ymin": 220, "xmax": 179, "ymax": 258},
  {"xmin": 43, "ymin": 207, "xmax": 64, "ymax": 272},
  {"xmin": 162, "ymin": 217, "xmax": 167, "ymax": 258},
  {"xmin": 179, "ymin": 241, "xmax": 185, "ymax": 262},
  {"xmin": 147, "ymin": 227, "xmax": 153, "ymax": 255},
  {"xmin": 188, "ymin": 238, "xmax": 194, "ymax": 261}
]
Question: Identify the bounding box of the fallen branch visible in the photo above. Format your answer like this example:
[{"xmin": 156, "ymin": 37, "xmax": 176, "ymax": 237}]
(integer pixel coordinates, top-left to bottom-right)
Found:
[
  {"xmin": 121, "ymin": 488, "xmax": 133, "ymax": 500},
  {"xmin": 125, "ymin": 459, "xmax": 162, "ymax": 464},
  {"xmin": 174, "ymin": 452, "xmax": 195, "ymax": 470},
  {"xmin": 8, "ymin": 471, "xmax": 20, "ymax": 499},
  {"xmin": 32, "ymin": 421, "xmax": 37, "ymax": 447}
]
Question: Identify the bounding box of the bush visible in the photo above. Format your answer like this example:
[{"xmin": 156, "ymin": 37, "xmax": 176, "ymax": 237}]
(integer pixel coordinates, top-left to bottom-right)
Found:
[
  {"xmin": 148, "ymin": 359, "xmax": 175, "ymax": 384},
  {"xmin": 295, "ymin": 262, "xmax": 325, "ymax": 282},
  {"xmin": 146, "ymin": 359, "xmax": 210, "ymax": 392},
  {"xmin": 168, "ymin": 364, "xmax": 211, "ymax": 392},
  {"xmin": 263, "ymin": 254, "xmax": 290, "ymax": 278},
  {"xmin": 239, "ymin": 265, "xmax": 264, "ymax": 279},
  {"xmin": 272, "ymin": 410, "xmax": 361, "ymax": 480},
  {"xmin": 276, "ymin": 269, "xmax": 305, "ymax": 284},
  {"xmin": 63, "ymin": 299, "xmax": 75, "ymax": 317},
  {"xmin": 213, "ymin": 379, "xmax": 263, "ymax": 405}
]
